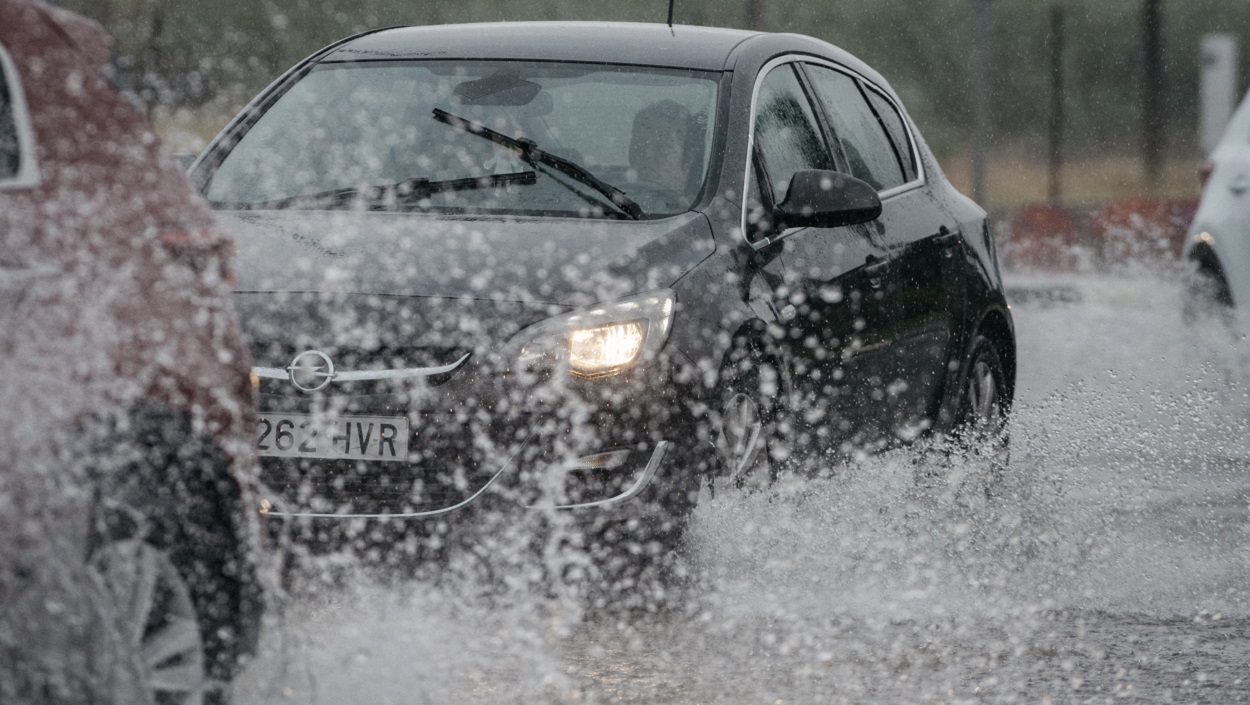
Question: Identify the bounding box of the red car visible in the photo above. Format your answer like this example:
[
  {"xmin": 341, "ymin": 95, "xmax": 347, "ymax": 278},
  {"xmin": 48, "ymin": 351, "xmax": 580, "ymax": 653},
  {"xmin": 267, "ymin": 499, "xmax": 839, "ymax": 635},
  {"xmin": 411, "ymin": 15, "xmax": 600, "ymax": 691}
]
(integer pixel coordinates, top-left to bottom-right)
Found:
[{"xmin": 0, "ymin": 1, "xmax": 262, "ymax": 702}]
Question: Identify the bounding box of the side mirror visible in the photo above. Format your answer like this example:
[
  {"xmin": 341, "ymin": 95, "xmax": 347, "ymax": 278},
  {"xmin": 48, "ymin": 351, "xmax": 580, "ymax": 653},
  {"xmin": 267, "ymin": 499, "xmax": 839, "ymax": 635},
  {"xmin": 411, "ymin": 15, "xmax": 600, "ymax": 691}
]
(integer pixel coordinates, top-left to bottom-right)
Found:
[{"xmin": 774, "ymin": 170, "xmax": 882, "ymax": 230}]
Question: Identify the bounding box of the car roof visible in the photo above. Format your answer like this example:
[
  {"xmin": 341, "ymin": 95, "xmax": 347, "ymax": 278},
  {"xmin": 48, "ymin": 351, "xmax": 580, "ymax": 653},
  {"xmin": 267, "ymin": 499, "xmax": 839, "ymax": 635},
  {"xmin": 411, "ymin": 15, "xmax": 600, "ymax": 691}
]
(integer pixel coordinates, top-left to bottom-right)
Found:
[{"xmin": 323, "ymin": 22, "xmax": 762, "ymax": 71}]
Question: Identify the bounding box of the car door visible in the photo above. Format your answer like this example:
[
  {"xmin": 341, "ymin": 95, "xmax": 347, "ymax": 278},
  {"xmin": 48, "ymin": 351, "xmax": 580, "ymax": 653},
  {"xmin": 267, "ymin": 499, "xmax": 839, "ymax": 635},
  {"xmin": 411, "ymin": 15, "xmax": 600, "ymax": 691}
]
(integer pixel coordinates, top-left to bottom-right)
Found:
[
  {"xmin": 744, "ymin": 60, "xmax": 895, "ymax": 451},
  {"xmin": 802, "ymin": 62, "xmax": 965, "ymax": 439}
]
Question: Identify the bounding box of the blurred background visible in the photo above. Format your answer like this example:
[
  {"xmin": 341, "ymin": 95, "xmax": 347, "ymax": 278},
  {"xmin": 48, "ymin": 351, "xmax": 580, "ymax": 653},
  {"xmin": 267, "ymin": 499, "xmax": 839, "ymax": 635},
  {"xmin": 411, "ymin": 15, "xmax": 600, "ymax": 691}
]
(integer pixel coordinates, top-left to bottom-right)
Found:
[{"xmin": 58, "ymin": 0, "xmax": 1249, "ymax": 217}]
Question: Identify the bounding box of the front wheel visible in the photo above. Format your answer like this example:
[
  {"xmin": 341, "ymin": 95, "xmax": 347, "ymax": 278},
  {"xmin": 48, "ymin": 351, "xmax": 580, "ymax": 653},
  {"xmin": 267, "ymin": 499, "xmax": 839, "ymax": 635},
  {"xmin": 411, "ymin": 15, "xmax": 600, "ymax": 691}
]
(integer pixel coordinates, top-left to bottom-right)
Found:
[
  {"xmin": 84, "ymin": 406, "xmax": 262, "ymax": 705},
  {"xmin": 711, "ymin": 356, "xmax": 793, "ymax": 492},
  {"xmin": 90, "ymin": 539, "xmax": 209, "ymax": 705}
]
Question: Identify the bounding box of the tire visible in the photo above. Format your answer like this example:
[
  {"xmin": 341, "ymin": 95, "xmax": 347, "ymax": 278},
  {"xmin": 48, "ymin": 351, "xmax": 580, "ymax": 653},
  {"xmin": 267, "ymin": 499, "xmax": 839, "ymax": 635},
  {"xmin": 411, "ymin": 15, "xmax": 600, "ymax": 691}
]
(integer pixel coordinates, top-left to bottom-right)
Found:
[
  {"xmin": 954, "ymin": 335, "xmax": 1008, "ymax": 438},
  {"xmin": 710, "ymin": 354, "xmax": 791, "ymax": 492},
  {"xmin": 573, "ymin": 513, "xmax": 691, "ymax": 614},
  {"xmin": 947, "ymin": 334, "xmax": 1010, "ymax": 499},
  {"xmin": 85, "ymin": 405, "xmax": 261, "ymax": 705},
  {"xmin": 1182, "ymin": 261, "xmax": 1233, "ymax": 324}
]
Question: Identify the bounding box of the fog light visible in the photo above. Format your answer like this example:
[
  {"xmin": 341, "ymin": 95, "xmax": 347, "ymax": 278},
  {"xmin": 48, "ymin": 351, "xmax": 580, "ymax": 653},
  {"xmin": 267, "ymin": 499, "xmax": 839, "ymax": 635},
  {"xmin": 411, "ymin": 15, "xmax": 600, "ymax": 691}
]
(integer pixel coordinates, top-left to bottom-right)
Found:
[{"xmin": 571, "ymin": 450, "xmax": 631, "ymax": 470}]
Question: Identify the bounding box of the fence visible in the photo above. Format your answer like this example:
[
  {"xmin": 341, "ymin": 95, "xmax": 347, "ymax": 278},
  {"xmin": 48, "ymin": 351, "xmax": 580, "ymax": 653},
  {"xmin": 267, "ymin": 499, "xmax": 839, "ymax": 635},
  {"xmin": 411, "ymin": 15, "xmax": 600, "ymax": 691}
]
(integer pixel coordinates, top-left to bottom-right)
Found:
[{"xmin": 996, "ymin": 198, "xmax": 1198, "ymax": 272}]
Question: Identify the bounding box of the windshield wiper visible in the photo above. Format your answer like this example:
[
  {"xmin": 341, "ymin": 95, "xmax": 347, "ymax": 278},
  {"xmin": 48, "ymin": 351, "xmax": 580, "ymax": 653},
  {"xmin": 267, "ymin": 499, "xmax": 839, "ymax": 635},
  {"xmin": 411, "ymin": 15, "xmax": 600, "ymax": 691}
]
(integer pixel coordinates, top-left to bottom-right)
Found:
[
  {"xmin": 221, "ymin": 170, "xmax": 537, "ymax": 210},
  {"xmin": 433, "ymin": 108, "xmax": 644, "ymax": 220}
]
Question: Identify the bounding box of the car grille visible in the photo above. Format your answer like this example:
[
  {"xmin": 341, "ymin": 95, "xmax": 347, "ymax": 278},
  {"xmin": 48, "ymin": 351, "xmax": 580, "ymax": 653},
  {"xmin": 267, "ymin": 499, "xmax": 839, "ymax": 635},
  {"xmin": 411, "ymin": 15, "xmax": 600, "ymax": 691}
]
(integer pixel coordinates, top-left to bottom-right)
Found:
[{"xmin": 250, "ymin": 341, "xmax": 471, "ymax": 396}]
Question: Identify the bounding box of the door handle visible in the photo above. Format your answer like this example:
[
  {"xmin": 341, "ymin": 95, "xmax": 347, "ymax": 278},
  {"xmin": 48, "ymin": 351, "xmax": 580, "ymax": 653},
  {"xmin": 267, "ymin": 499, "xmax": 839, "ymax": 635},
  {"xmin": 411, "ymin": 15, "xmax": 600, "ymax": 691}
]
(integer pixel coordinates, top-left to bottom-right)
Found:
[{"xmin": 863, "ymin": 254, "xmax": 888, "ymax": 288}]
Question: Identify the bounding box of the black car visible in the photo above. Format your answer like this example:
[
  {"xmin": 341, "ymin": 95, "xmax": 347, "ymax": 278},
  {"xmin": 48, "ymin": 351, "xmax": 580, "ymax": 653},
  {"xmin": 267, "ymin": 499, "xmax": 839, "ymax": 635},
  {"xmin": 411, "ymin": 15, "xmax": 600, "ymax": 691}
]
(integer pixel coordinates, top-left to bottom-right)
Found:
[{"xmin": 190, "ymin": 22, "xmax": 1015, "ymax": 566}]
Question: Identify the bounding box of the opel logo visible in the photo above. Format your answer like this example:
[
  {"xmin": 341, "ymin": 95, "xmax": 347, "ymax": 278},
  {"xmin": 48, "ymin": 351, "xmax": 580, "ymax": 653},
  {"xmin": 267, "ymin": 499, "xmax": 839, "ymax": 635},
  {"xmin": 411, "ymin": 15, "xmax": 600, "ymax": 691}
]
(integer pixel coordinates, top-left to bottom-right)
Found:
[{"xmin": 287, "ymin": 350, "xmax": 336, "ymax": 392}]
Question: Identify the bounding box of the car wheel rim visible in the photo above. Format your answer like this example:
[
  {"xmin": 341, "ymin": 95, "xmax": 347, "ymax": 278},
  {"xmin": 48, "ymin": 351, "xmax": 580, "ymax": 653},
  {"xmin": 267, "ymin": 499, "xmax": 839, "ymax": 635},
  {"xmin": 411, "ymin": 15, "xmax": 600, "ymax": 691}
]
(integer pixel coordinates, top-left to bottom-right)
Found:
[
  {"xmin": 91, "ymin": 539, "xmax": 206, "ymax": 705},
  {"xmin": 718, "ymin": 392, "xmax": 764, "ymax": 481},
  {"xmin": 968, "ymin": 358, "xmax": 1000, "ymax": 428}
]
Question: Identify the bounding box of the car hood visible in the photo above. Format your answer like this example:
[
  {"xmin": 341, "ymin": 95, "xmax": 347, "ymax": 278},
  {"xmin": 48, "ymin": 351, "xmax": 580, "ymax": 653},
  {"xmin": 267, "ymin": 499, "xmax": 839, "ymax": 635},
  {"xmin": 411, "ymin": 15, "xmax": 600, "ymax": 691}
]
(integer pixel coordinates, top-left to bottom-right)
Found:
[{"xmin": 218, "ymin": 210, "xmax": 715, "ymax": 307}]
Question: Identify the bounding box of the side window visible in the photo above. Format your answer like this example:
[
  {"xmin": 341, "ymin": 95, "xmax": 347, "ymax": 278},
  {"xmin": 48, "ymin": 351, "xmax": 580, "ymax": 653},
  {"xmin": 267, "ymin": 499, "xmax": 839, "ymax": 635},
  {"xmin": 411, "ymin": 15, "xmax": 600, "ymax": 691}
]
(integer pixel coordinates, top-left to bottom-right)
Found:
[
  {"xmin": 0, "ymin": 42, "xmax": 36, "ymax": 189},
  {"xmin": 804, "ymin": 65, "xmax": 905, "ymax": 192},
  {"xmin": 752, "ymin": 63, "xmax": 832, "ymax": 205},
  {"xmin": 0, "ymin": 58, "xmax": 19, "ymax": 179},
  {"xmin": 864, "ymin": 88, "xmax": 917, "ymax": 183}
]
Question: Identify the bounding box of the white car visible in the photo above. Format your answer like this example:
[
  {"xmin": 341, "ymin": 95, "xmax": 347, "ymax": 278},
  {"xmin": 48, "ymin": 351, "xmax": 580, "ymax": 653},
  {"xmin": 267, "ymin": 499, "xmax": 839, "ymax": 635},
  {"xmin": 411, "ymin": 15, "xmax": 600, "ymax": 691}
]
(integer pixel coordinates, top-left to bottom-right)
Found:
[{"xmin": 1184, "ymin": 91, "xmax": 1250, "ymax": 314}]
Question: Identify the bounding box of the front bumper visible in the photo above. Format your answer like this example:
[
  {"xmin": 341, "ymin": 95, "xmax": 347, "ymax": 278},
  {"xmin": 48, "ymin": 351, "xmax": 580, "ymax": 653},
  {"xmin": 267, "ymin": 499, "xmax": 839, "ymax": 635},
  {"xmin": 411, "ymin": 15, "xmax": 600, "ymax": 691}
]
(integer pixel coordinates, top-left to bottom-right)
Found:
[
  {"xmin": 261, "ymin": 439, "xmax": 672, "ymax": 520},
  {"xmin": 253, "ymin": 353, "xmax": 702, "ymax": 528}
]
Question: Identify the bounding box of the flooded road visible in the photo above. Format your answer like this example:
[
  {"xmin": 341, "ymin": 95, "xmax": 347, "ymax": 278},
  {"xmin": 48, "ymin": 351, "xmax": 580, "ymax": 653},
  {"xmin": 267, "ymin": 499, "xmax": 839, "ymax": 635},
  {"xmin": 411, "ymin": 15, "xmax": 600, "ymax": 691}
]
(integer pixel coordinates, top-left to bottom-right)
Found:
[{"xmin": 238, "ymin": 272, "xmax": 1250, "ymax": 704}]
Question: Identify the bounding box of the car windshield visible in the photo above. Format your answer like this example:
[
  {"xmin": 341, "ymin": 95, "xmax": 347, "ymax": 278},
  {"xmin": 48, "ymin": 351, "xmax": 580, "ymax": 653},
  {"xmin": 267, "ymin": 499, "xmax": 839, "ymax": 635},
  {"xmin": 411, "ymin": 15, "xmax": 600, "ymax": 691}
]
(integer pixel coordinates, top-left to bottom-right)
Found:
[{"xmin": 204, "ymin": 61, "xmax": 721, "ymax": 218}]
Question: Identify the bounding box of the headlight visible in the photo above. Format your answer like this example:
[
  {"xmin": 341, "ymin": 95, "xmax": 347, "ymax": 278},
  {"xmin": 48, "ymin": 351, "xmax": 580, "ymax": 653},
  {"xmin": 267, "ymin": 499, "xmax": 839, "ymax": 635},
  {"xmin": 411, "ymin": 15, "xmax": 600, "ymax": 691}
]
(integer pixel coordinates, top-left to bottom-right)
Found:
[
  {"xmin": 568, "ymin": 321, "xmax": 647, "ymax": 374},
  {"xmin": 513, "ymin": 290, "xmax": 675, "ymax": 378}
]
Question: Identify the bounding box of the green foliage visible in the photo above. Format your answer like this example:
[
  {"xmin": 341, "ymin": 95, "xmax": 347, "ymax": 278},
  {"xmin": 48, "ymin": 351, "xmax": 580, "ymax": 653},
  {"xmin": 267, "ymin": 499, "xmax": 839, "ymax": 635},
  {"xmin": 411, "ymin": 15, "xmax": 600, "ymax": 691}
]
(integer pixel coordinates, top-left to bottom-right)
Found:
[{"xmin": 59, "ymin": 0, "xmax": 1250, "ymax": 155}]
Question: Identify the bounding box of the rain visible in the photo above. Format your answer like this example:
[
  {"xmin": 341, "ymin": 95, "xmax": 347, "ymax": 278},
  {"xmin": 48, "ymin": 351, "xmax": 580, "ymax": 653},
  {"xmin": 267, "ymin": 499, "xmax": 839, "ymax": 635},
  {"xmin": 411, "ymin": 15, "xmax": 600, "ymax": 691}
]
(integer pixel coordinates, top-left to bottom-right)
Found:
[
  {"xmin": 229, "ymin": 272, "xmax": 1250, "ymax": 704},
  {"xmin": 4, "ymin": 1, "xmax": 1250, "ymax": 703}
]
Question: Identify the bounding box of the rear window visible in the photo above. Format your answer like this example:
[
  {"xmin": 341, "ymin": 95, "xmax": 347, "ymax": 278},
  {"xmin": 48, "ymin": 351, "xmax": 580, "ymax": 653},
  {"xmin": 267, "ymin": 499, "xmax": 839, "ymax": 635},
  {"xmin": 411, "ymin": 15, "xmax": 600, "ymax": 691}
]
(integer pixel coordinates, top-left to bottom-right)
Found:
[
  {"xmin": 805, "ymin": 64, "xmax": 905, "ymax": 192},
  {"xmin": 863, "ymin": 87, "xmax": 917, "ymax": 184}
]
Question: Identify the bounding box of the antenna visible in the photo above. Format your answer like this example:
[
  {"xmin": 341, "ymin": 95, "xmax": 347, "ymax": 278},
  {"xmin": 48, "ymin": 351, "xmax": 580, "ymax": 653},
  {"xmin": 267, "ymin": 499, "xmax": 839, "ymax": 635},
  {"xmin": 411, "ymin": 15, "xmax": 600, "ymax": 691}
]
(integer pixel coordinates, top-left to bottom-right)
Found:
[{"xmin": 667, "ymin": 0, "xmax": 675, "ymax": 28}]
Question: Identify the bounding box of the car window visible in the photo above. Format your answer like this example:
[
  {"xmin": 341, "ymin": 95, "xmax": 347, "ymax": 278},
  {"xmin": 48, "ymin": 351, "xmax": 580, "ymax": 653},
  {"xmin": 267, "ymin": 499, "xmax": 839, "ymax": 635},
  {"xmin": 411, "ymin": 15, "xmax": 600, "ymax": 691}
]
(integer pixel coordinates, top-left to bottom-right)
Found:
[
  {"xmin": 204, "ymin": 61, "xmax": 720, "ymax": 218},
  {"xmin": 1218, "ymin": 92, "xmax": 1250, "ymax": 150},
  {"xmin": 752, "ymin": 63, "xmax": 832, "ymax": 205},
  {"xmin": 804, "ymin": 65, "xmax": 906, "ymax": 192},
  {"xmin": 0, "ymin": 41, "xmax": 37, "ymax": 190},
  {"xmin": 0, "ymin": 46, "xmax": 22, "ymax": 181},
  {"xmin": 863, "ymin": 87, "xmax": 917, "ymax": 183}
]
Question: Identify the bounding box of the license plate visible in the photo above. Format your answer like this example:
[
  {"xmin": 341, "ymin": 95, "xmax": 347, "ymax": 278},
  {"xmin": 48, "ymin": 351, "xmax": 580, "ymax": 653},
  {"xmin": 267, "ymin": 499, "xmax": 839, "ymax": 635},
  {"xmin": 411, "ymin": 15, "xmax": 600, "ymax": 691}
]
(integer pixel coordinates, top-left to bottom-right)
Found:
[{"xmin": 257, "ymin": 413, "xmax": 409, "ymax": 462}]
